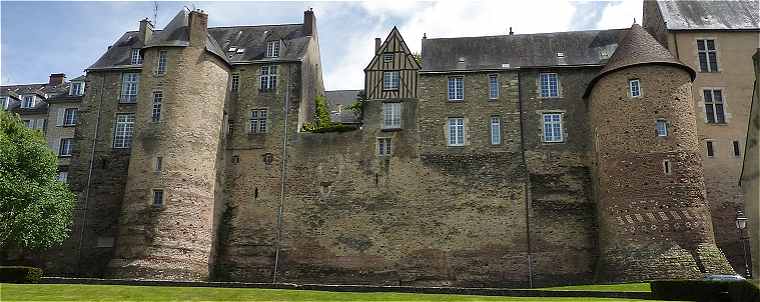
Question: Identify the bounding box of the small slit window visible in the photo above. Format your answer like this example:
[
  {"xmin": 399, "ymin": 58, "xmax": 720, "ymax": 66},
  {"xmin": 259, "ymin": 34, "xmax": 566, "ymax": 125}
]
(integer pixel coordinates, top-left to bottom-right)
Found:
[
  {"xmin": 663, "ymin": 159, "xmax": 671, "ymax": 175},
  {"xmin": 152, "ymin": 189, "xmax": 164, "ymax": 207},
  {"xmin": 377, "ymin": 137, "xmax": 392, "ymax": 156},
  {"xmin": 656, "ymin": 119, "xmax": 668, "ymax": 137},
  {"xmin": 629, "ymin": 79, "xmax": 641, "ymax": 97},
  {"xmin": 155, "ymin": 156, "xmax": 163, "ymax": 172},
  {"xmin": 733, "ymin": 140, "xmax": 741, "ymax": 157},
  {"xmin": 706, "ymin": 141, "xmax": 715, "ymax": 157}
]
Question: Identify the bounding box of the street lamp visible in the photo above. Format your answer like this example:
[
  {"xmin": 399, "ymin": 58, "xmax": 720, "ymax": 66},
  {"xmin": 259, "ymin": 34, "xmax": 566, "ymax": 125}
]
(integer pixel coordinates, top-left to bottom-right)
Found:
[{"xmin": 735, "ymin": 210, "xmax": 751, "ymax": 278}]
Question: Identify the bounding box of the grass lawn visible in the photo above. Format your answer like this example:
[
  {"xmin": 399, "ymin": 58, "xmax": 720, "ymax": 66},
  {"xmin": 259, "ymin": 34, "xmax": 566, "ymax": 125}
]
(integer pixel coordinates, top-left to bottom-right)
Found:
[
  {"xmin": 0, "ymin": 283, "xmax": 667, "ymax": 302},
  {"xmin": 537, "ymin": 283, "xmax": 651, "ymax": 292}
]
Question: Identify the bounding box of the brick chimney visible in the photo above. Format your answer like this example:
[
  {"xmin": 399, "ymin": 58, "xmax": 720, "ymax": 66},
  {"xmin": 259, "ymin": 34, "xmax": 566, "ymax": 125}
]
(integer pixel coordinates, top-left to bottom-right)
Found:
[
  {"xmin": 139, "ymin": 18, "xmax": 154, "ymax": 43},
  {"xmin": 303, "ymin": 8, "xmax": 316, "ymax": 36},
  {"xmin": 188, "ymin": 9, "xmax": 209, "ymax": 47},
  {"xmin": 48, "ymin": 73, "xmax": 65, "ymax": 86}
]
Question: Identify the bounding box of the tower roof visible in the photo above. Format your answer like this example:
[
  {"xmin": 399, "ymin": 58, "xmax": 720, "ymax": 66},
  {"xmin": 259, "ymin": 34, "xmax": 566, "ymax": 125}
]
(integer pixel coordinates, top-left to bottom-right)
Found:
[{"xmin": 584, "ymin": 23, "xmax": 695, "ymax": 98}]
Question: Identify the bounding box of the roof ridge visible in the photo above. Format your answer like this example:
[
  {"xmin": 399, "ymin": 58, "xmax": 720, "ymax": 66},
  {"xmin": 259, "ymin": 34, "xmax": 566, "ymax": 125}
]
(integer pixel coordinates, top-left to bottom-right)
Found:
[
  {"xmin": 425, "ymin": 28, "xmax": 629, "ymax": 41},
  {"xmin": 209, "ymin": 23, "xmax": 303, "ymax": 29}
]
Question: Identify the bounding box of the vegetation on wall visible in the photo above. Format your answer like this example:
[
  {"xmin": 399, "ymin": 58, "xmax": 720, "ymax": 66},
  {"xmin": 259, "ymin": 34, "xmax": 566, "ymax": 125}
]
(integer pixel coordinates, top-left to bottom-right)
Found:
[
  {"xmin": 0, "ymin": 110, "xmax": 75, "ymax": 252},
  {"xmin": 302, "ymin": 95, "xmax": 358, "ymax": 133}
]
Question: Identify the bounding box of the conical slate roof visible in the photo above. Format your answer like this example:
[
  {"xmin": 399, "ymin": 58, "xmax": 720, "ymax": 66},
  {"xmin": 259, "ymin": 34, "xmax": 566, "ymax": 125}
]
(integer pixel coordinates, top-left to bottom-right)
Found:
[
  {"xmin": 144, "ymin": 10, "xmax": 229, "ymax": 65},
  {"xmin": 584, "ymin": 24, "xmax": 695, "ymax": 98}
]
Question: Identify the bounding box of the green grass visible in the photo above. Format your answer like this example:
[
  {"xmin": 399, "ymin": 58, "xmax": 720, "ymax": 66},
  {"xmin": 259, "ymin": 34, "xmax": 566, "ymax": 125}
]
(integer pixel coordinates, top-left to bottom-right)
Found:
[
  {"xmin": 0, "ymin": 283, "xmax": 664, "ymax": 302},
  {"xmin": 537, "ymin": 283, "xmax": 650, "ymax": 292}
]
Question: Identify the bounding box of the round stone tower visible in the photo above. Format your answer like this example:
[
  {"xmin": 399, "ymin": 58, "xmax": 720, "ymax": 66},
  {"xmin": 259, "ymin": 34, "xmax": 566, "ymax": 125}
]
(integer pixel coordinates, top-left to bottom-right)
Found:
[
  {"xmin": 109, "ymin": 9, "xmax": 230, "ymax": 280},
  {"xmin": 586, "ymin": 24, "xmax": 733, "ymax": 282}
]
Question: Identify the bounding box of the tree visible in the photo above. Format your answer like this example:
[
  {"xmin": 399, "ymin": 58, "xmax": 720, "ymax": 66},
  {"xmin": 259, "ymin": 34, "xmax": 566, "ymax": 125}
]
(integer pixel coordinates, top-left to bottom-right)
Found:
[{"xmin": 0, "ymin": 110, "xmax": 75, "ymax": 251}]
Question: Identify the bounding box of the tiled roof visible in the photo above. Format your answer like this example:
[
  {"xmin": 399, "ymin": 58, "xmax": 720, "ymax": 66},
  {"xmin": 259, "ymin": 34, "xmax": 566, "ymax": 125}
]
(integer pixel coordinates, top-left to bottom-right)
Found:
[
  {"xmin": 657, "ymin": 0, "xmax": 760, "ymax": 31},
  {"xmin": 584, "ymin": 24, "xmax": 695, "ymax": 98},
  {"xmin": 421, "ymin": 29, "xmax": 628, "ymax": 71},
  {"xmin": 325, "ymin": 90, "xmax": 361, "ymax": 124}
]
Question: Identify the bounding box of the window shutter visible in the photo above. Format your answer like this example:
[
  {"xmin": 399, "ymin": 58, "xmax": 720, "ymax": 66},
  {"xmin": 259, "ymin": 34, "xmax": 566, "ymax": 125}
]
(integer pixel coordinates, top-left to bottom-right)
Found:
[{"xmin": 56, "ymin": 108, "xmax": 64, "ymax": 126}]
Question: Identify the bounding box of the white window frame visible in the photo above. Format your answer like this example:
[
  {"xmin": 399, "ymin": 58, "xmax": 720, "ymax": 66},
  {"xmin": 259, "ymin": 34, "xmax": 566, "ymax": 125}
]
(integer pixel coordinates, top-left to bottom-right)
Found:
[
  {"xmin": 697, "ymin": 39, "xmax": 718, "ymax": 72},
  {"xmin": 22, "ymin": 95, "xmax": 34, "ymax": 108},
  {"xmin": 447, "ymin": 117, "xmax": 465, "ymax": 146},
  {"xmin": 151, "ymin": 91, "xmax": 162, "ymax": 122},
  {"xmin": 120, "ymin": 73, "xmax": 139, "ymax": 103},
  {"xmin": 260, "ymin": 65, "xmax": 277, "ymax": 91},
  {"xmin": 383, "ymin": 71, "xmax": 400, "ymax": 91},
  {"xmin": 130, "ymin": 48, "xmax": 142, "ymax": 65},
  {"xmin": 59, "ymin": 138, "xmax": 73, "ymax": 157},
  {"xmin": 266, "ymin": 40, "xmax": 280, "ymax": 58},
  {"xmin": 152, "ymin": 189, "xmax": 164, "ymax": 207},
  {"xmin": 488, "ymin": 74, "xmax": 499, "ymax": 99},
  {"xmin": 250, "ymin": 109, "xmax": 268, "ymax": 133},
  {"xmin": 703, "ymin": 89, "xmax": 726, "ymax": 124},
  {"xmin": 113, "ymin": 113, "xmax": 135, "ymax": 148},
  {"xmin": 231, "ymin": 74, "xmax": 240, "ymax": 92},
  {"xmin": 539, "ymin": 73, "xmax": 559, "ymax": 98},
  {"xmin": 629, "ymin": 79, "xmax": 641, "ymax": 97},
  {"xmin": 70, "ymin": 81, "xmax": 84, "ymax": 96},
  {"xmin": 542, "ymin": 113, "xmax": 563, "ymax": 143},
  {"xmin": 662, "ymin": 159, "xmax": 672, "ymax": 175},
  {"xmin": 377, "ymin": 137, "xmax": 392, "ymax": 156},
  {"xmin": 63, "ymin": 108, "xmax": 78, "ymax": 126},
  {"xmin": 22, "ymin": 119, "xmax": 33, "ymax": 128},
  {"xmin": 656, "ymin": 119, "xmax": 668, "ymax": 137},
  {"xmin": 490, "ymin": 116, "xmax": 501, "ymax": 145},
  {"xmin": 157, "ymin": 50, "xmax": 168, "ymax": 75},
  {"xmin": 448, "ymin": 76, "xmax": 464, "ymax": 101},
  {"xmin": 382, "ymin": 102, "xmax": 401, "ymax": 129}
]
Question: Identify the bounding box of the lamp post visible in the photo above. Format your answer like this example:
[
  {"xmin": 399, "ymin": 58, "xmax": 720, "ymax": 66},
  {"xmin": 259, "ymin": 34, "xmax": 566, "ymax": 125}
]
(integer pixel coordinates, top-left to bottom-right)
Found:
[{"xmin": 735, "ymin": 210, "xmax": 751, "ymax": 278}]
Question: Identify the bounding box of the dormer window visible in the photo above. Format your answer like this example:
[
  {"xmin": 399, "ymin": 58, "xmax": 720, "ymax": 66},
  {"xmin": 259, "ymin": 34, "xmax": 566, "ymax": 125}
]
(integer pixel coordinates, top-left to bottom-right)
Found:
[
  {"xmin": 130, "ymin": 49, "xmax": 142, "ymax": 65},
  {"xmin": 21, "ymin": 95, "xmax": 34, "ymax": 108},
  {"xmin": 70, "ymin": 82, "xmax": 84, "ymax": 96},
  {"xmin": 266, "ymin": 40, "xmax": 280, "ymax": 58}
]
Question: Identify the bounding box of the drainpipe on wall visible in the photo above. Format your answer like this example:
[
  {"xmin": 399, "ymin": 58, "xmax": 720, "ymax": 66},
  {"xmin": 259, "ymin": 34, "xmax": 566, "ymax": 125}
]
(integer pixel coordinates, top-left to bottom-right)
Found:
[
  {"xmin": 517, "ymin": 71, "xmax": 534, "ymax": 288},
  {"xmin": 272, "ymin": 64, "xmax": 291, "ymax": 283},
  {"xmin": 76, "ymin": 73, "xmax": 104, "ymax": 273}
]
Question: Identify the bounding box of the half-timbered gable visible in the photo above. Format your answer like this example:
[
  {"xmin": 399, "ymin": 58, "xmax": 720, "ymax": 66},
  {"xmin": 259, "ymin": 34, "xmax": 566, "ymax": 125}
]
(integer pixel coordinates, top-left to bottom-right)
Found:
[{"xmin": 364, "ymin": 27, "xmax": 420, "ymax": 100}]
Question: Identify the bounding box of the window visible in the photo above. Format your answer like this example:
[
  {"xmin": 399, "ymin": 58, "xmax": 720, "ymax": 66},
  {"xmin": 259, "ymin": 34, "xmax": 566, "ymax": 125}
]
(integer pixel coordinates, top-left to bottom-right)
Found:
[
  {"xmin": 157, "ymin": 50, "xmax": 168, "ymax": 75},
  {"xmin": 382, "ymin": 102, "xmax": 401, "ymax": 129},
  {"xmin": 113, "ymin": 113, "xmax": 135, "ymax": 148},
  {"xmin": 377, "ymin": 137, "xmax": 392, "ymax": 156},
  {"xmin": 656, "ymin": 119, "xmax": 669, "ymax": 137},
  {"xmin": 1, "ymin": 97, "xmax": 7, "ymax": 110},
  {"xmin": 629, "ymin": 79, "xmax": 641, "ymax": 97},
  {"xmin": 733, "ymin": 141, "xmax": 741, "ymax": 157},
  {"xmin": 22, "ymin": 95, "xmax": 34, "ymax": 108},
  {"xmin": 489, "ymin": 74, "xmax": 499, "ymax": 99},
  {"xmin": 266, "ymin": 40, "xmax": 280, "ymax": 57},
  {"xmin": 120, "ymin": 73, "xmax": 139, "ymax": 103},
  {"xmin": 448, "ymin": 77, "xmax": 464, "ymax": 101},
  {"xmin": 260, "ymin": 65, "xmax": 277, "ymax": 91},
  {"xmin": 130, "ymin": 48, "xmax": 142, "ymax": 65},
  {"xmin": 663, "ymin": 160, "xmax": 671, "ymax": 175},
  {"xmin": 22, "ymin": 119, "xmax": 33, "ymax": 128},
  {"xmin": 539, "ymin": 73, "xmax": 559, "ymax": 98},
  {"xmin": 542, "ymin": 113, "xmax": 563, "ymax": 142},
  {"xmin": 151, "ymin": 91, "xmax": 162, "ymax": 122},
  {"xmin": 63, "ymin": 108, "xmax": 78, "ymax": 126},
  {"xmin": 70, "ymin": 82, "xmax": 84, "ymax": 96},
  {"xmin": 447, "ymin": 117, "xmax": 465, "ymax": 146},
  {"xmin": 383, "ymin": 71, "xmax": 400, "ymax": 91},
  {"xmin": 490, "ymin": 116, "xmax": 501, "ymax": 145},
  {"xmin": 697, "ymin": 39, "xmax": 718, "ymax": 72},
  {"xmin": 383, "ymin": 53, "xmax": 393, "ymax": 62},
  {"xmin": 250, "ymin": 109, "xmax": 268, "ymax": 133},
  {"xmin": 57, "ymin": 171, "xmax": 68, "ymax": 183},
  {"xmin": 706, "ymin": 141, "xmax": 715, "ymax": 157},
  {"xmin": 59, "ymin": 138, "xmax": 73, "ymax": 157},
  {"xmin": 704, "ymin": 89, "xmax": 726, "ymax": 124},
  {"xmin": 231, "ymin": 74, "xmax": 240, "ymax": 92},
  {"xmin": 152, "ymin": 189, "xmax": 164, "ymax": 206},
  {"xmin": 155, "ymin": 156, "xmax": 163, "ymax": 172}
]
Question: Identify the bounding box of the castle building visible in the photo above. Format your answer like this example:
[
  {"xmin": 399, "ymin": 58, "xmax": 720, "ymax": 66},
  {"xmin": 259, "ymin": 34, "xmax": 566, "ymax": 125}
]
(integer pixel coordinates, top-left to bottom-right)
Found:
[{"xmin": 24, "ymin": 1, "xmax": 757, "ymax": 287}]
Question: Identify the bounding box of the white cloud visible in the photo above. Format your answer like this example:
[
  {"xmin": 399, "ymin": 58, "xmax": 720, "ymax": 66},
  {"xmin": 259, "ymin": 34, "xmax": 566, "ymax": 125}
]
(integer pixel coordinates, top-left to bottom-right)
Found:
[{"xmin": 595, "ymin": 0, "xmax": 643, "ymax": 30}]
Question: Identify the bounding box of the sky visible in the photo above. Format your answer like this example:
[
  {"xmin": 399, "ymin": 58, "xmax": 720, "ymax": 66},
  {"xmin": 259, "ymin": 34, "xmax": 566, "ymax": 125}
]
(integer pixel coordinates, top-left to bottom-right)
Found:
[{"xmin": 0, "ymin": 0, "xmax": 643, "ymax": 90}]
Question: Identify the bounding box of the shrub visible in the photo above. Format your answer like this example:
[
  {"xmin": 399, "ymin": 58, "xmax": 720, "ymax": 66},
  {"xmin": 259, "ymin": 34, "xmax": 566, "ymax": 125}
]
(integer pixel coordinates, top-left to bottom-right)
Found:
[
  {"xmin": 0, "ymin": 266, "xmax": 43, "ymax": 283},
  {"xmin": 728, "ymin": 280, "xmax": 759, "ymax": 302}
]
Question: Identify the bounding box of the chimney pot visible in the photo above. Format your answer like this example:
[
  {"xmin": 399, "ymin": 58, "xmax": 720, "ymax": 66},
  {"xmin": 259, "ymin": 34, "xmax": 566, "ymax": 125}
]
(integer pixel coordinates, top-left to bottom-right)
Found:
[{"xmin": 49, "ymin": 73, "xmax": 65, "ymax": 86}]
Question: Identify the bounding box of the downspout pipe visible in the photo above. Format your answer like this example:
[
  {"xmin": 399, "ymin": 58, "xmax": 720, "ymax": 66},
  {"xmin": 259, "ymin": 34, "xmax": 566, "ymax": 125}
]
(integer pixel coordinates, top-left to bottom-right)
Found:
[
  {"xmin": 272, "ymin": 64, "xmax": 291, "ymax": 283},
  {"xmin": 517, "ymin": 71, "xmax": 534, "ymax": 288}
]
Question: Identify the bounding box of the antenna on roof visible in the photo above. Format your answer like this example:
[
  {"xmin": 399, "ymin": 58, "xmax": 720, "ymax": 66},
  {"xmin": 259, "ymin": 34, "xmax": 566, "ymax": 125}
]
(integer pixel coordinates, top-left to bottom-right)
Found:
[{"xmin": 153, "ymin": 1, "xmax": 158, "ymax": 28}]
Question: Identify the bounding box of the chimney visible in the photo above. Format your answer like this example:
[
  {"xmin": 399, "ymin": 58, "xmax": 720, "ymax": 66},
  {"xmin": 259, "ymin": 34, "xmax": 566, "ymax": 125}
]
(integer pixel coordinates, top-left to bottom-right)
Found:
[
  {"xmin": 303, "ymin": 8, "xmax": 316, "ymax": 36},
  {"xmin": 139, "ymin": 18, "xmax": 154, "ymax": 43},
  {"xmin": 375, "ymin": 38, "xmax": 381, "ymax": 53},
  {"xmin": 48, "ymin": 73, "xmax": 65, "ymax": 86},
  {"xmin": 188, "ymin": 9, "xmax": 209, "ymax": 46},
  {"xmin": 509, "ymin": 27, "xmax": 514, "ymax": 35}
]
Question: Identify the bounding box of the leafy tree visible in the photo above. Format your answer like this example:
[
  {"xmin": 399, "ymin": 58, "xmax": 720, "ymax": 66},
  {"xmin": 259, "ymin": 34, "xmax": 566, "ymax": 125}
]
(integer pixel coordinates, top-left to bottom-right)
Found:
[{"xmin": 0, "ymin": 110, "xmax": 75, "ymax": 251}]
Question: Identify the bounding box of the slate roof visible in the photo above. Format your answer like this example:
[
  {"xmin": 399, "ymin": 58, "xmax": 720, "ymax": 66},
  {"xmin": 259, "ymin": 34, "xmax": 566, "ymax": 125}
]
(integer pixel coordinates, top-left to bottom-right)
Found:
[
  {"xmin": 325, "ymin": 90, "xmax": 361, "ymax": 124},
  {"xmin": 421, "ymin": 29, "xmax": 628, "ymax": 71},
  {"xmin": 584, "ymin": 24, "xmax": 695, "ymax": 98},
  {"xmin": 1, "ymin": 76, "xmax": 84, "ymax": 113},
  {"xmin": 657, "ymin": 0, "xmax": 760, "ymax": 31},
  {"xmin": 89, "ymin": 10, "xmax": 310, "ymax": 70}
]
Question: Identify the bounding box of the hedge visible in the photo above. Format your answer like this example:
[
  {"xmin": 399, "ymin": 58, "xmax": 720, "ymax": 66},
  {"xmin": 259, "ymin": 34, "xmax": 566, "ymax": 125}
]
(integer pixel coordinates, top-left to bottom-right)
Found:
[
  {"xmin": 0, "ymin": 266, "xmax": 43, "ymax": 283},
  {"xmin": 651, "ymin": 279, "xmax": 759, "ymax": 302}
]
